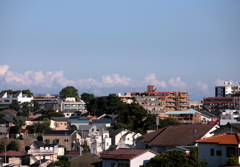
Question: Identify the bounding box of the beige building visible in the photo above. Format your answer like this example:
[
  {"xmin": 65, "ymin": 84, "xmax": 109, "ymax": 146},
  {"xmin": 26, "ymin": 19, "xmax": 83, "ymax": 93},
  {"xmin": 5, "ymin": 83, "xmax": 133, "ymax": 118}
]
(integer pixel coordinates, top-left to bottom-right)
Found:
[
  {"xmin": 43, "ymin": 130, "xmax": 82, "ymax": 151},
  {"xmin": 119, "ymin": 85, "xmax": 190, "ymax": 112}
]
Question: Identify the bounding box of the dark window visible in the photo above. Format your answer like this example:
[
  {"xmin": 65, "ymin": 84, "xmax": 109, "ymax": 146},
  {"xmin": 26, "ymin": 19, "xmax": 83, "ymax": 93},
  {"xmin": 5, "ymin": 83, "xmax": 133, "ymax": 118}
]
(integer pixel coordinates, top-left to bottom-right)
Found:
[
  {"xmin": 216, "ymin": 150, "xmax": 222, "ymax": 156},
  {"xmin": 227, "ymin": 147, "xmax": 236, "ymax": 157},
  {"xmin": 64, "ymin": 139, "xmax": 68, "ymax": 142},
  {"xmin": 45, "ymin": 139, "xmax": 50, "ymax": 144},
  {"xmin": 210, "ymin": 148, "xmax": 214, "ymax": 156}
]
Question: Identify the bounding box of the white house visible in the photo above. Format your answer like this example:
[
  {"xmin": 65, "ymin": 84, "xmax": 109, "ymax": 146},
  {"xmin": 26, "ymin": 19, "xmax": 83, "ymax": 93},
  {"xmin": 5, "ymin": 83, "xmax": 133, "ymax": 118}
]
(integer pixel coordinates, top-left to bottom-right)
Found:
[
  {"xmin": 100, "ymin": 148, "xmax": 158, "ymax": 167},
  {"xmin": 0, "ymin": 91, "xmax": 33, "ymax": 108},
  {"xmin": 196, "ymin": 133, "xmax": 240, "ymax": 167},
  {"xmin": 28, "ymin": 141, "xmax": 58, "ymax": 165}
]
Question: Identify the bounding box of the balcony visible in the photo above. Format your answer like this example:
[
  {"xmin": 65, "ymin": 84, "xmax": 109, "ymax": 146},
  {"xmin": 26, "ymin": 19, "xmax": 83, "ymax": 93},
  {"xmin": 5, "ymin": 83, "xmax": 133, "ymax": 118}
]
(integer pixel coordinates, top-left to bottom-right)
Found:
[{"xmin": 28, "ymin": 149, "xmax": 58, "ymax": 154}]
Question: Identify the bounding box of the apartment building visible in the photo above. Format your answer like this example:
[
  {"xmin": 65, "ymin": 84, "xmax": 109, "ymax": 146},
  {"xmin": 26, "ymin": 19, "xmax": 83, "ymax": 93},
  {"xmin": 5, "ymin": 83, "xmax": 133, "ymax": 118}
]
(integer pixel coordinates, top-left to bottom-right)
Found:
[
  {"xmin": 215, "ymin": 82, "xmax": 240, "ymax": 97},
  {"xmin": 120, "ymin": 85, "xmax": 190, "ymax": 112},
  {"xmin": 202, "ymin": 97, "xmax": 240, "ymax": 112}
]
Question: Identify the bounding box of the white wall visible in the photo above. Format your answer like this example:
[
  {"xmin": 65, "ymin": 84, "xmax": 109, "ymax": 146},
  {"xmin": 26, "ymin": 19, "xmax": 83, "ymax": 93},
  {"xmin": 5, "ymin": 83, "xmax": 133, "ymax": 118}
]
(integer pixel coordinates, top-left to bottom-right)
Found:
[
  {"xmin": 130, "ymin": 152, "xmax": 157, "ymax": 167},
  {"xmin": 198, "ymin": 143, "xmax": 235, "ymax": 167}
]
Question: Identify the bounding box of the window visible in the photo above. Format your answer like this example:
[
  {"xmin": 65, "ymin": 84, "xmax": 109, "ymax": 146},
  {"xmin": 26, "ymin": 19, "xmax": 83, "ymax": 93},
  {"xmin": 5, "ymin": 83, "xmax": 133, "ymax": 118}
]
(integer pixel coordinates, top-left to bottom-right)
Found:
[
  {"xmin": 210, "ymin": 148, "xmax": 214, "ymax": 156},
  {"xmin": 53, "ymin": 139, "xmax": 59, "ymax": 144},
  {"xmin": 111, "ymin": 163, "xmax": 115, "ymax": 167},
  {"xmin": 216, "ymin": 150, "xmax": 222, "ymax": 156},
  {"xmin": 64, "ymin": 139, "xmax": 68, "ymax": 142},
  {"xmin": 45, "ymin": 139, "xmax": 50, "ymax": 144},
  {"xmin": 227, "ymin": 147, "xmax": 236, "ymax": 157}
]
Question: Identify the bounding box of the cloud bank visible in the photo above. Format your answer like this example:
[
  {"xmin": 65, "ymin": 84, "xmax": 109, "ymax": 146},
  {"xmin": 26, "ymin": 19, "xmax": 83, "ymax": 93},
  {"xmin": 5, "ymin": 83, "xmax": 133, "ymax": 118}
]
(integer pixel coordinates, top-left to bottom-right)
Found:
[{"xmin": 0, "ymin": 64, "xmax": 236, "ymax": 100}]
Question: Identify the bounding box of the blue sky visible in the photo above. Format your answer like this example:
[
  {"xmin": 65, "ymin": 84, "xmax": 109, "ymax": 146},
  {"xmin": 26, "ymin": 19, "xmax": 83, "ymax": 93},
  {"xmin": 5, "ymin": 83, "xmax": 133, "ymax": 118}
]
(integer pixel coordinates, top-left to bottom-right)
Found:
[{"xmin": 0, "ymin": 0, "xmax": 239, "ymax": 101}]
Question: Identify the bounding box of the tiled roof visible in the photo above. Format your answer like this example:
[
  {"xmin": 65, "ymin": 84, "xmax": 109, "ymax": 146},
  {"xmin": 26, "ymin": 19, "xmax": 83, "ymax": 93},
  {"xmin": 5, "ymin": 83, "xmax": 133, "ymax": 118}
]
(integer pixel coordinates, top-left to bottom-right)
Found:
[
  {"xmin": 0, "ymin": 150, "xmax": 26, "ymax": 157},
  {"xmin": 196, "ymin": 133, "xmax": 240, "ymax": 145},
  {"xmin": 141, "ymin": 124, "xmax": 216, "ymax": 146},
  {"xmin": 100, "ymin": 148, "xmax": 158, "ymax": 160},
  {"xmin": 26, "ymin": 115, "xmax": 37, "ymax": 121},
  {"xmin": 51, "ymin": 117, "xmax": 68, "ymax": 122},
  {"xmin": 32, "ymin": 116, "xmax": 53, "ymax": 121}
]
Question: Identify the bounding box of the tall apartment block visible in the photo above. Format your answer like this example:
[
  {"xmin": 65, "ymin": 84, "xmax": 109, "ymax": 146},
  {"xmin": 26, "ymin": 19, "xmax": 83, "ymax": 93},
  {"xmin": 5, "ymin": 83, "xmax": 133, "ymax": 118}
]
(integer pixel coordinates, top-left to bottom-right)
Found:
[
  {"xmin": 120, "ymin": 85, "xmax": 190, "ymax": 112},
  {"xmin": 215, "ymin": 82, "xmax": 240, "ymax": 97}
]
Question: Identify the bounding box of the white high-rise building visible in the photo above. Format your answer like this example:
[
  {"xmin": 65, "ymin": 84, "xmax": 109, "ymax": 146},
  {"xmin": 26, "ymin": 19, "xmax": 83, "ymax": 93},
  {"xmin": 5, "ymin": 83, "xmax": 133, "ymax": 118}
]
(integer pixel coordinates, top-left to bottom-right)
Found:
[{"xmin": 215, "ymin": 82, "xmax": 240, "ymax": 97}]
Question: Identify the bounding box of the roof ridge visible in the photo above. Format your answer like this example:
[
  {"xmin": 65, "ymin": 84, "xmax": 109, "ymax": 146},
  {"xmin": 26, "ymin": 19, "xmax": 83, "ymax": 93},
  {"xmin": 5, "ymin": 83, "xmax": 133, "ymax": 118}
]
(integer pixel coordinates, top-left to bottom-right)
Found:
[{"xmin": 196, "ymin": 133, "xmax": 231, "ymax": 142}]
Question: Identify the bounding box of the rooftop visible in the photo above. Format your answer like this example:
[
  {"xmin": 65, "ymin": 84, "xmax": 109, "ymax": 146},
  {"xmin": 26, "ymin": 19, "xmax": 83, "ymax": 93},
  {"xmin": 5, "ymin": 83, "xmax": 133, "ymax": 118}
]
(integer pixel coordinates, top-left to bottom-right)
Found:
[
  {"xmin": 196, "ymin": 133, "xmax": 240, "ymax": 145},
  {"xmin": 100, "ymin": 148, "xmax": 158, "ymax": 160}
]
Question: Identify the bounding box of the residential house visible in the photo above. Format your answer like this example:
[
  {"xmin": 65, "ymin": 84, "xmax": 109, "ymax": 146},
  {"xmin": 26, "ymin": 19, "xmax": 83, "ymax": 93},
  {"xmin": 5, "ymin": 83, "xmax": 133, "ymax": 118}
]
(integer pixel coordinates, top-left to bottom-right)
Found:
[
  {"xmin": 0, "ymin": 109, "xmax": 17, "ymax": 117},
  {"xmin": 0, "ymin": 150, "xmax": 26, "ymax": 166},
  {"xmin": 219, "ymin": 110, "xmax": 240, "ymax": 126},
  {"xmin": 62, "ymin": 109, "xmax": 83, "ymax": 118},
  {"xmin": 213, "ymin": 123, "xmax": 240, "ymax": 135},
  {"xmin": 92, "ymin": 119, "xmax": 112, "ymax": 128},
  {"xmin": 0, "ymin": 91, "xmax": 33, "ymax": 109},
  {"xmin": 52, "ymin": 117, "xmax": 68, "ymax": 130},
  {"xmin": 70, "ymin": 119, "xmax": 89, "ymax": 130},
  {"xmin": 110, "ymin": 128, "xmax": 142, "ymax": 149},
  {"xmin": 25, "ymin": 115, "xmax": 37, "ymax": 126},
  {"xmin": 28, "ymin": 141, "xmax": 58, "ymax": 166},
  {"xmin": 59, "ymin": 97, "xmax": 87, "ymax": 112},
  {"xmin": 31, "ymin": 116, "xmax": 56, "ymax": 129},
  {"xmin": 100, "ymin": 148, "xmax": 159, "ymax": 167},
  {"xmin": 136, "ymin": 124, "xmax": 219, "ymax": 153},
  {"xmin": 0, "ymin": 118, "xmax": 11, "ymax": 139},
  {"xmin": 43, "ymin": 130, "xmax": 82, "ymax": 151},
  {"xmin": 97, "ymin": 114, "xmax": 120, "ymax": 125},
  {"xmin": 196, "ymin": 133, "xmax": 240, "ymax": 167}
]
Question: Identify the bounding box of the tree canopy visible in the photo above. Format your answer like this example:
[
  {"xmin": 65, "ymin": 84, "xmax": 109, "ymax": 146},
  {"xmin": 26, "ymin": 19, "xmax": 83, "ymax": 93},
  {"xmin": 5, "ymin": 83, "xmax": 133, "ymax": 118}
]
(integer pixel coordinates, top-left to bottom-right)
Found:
[
  {"xmin": 42, "ymin": 108, "xmax": 65, "ymax": 117},
  {"xmin": 7, "ymin": 141, "xmax": 19, "ymax": 151},
  {"xmin": 144, "ymin": 148, "xmax": 207, "ymax": 167},
  {"xmin": 81, "ymin": 93, "xmax": 180, "ymax": 134},
  {"xmin": 1, "ymin": 89, "xmax": 33, "ymax": 97},
  {"xmin": 60, "ymin": 86, "xmax": 79, "ymax": 98},
  {"xmin": 13, "ymin": 117, "xmax": 25, "ymax": 134}
]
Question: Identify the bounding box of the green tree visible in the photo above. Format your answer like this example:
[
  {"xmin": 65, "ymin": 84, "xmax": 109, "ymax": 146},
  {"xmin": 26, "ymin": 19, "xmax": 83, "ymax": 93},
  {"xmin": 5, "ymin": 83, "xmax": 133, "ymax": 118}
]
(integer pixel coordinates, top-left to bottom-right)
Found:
[
  {"xmin": 32, "ymin": 100, "xmax": 40, "ymax": 112},
  {"xmin": 22, "ymin": 89, "xmax": 34, "ymax": 97},
  {"xmin": 42, "ymin": 108, "xmax": 64, "ymax": 117},
  {"xmin": 145, "ymin": 150, "xmax": 188, "ymax": 167},
  {"xmin": 7, "ymin": 141, "xmax": 19, "ymax": 151},
  {"xmin": 187, "ymin": 148, "xmax": 207, "ymax": 167},
  {"xmin": 54, "ymin": 156, "xmax": 71, "ymax": 167},
  {"xmin": 81, "ymin": 93, "xmax": 95, "ymax": 104},
  {"xmin": 13, "ymin": 117, "xmax": 25, "ymax": 134},
  {"xmin": 0, "ymin": 142, "xmax": 6, "ymax": 153},
  {"xmin": 60, "ymin": 86, "xmax": 79, "ymax": 98},
  {"xmin": 70, "ymin": 125, "xmax": 77, "ymax": 130},
  {"xmin": 18, "ymin": 102, "xmax": 31, "ymax": 117},
  {"xmin": 9, "ymin": 100, "xmax": 20, "ymax": 111},
  {"xmin": 0, "ymin": 113, "xmax": 5, "ymax": 119},
  {"xmin": 227, "ymin": 156, "xmax": 240, "ymax": 166}
]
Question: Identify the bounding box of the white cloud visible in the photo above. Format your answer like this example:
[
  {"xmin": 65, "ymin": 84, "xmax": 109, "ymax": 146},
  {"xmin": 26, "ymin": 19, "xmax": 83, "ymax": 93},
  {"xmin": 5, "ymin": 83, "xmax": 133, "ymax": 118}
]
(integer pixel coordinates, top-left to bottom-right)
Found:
[
  {"xmin": 144, "ymin": 73, "xmax": 167, "ymax": 88},
  {"xmin": 101, "ymin": 73, "xmax": 132, "ymax": 86},
  {"xmin": 0, "ymin": 65, "xmax": 9, "ymax": 75},
  {"xmin": 197, "ymin": 81, "xmax": 209, "ymax": 94},
  {"xmin": 168, "ymin": 77, "xmax": 187, "ymax": 90},
  {"xmin": 215, "ymin": 78, "xmax": 238, "ymax": 86}
]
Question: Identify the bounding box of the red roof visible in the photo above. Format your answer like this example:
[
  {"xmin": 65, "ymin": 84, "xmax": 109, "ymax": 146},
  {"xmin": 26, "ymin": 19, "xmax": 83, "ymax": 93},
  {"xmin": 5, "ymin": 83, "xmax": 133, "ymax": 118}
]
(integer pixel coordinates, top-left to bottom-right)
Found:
[
  {"xmin": 0, "ymin": 150, "xmax": 26, "ymax": 157},
  {"xmin": 3, "ymin": 109, "xmax": 18, "ymax": 113},
  {"xmin": 204, "ymin": 97, "xmax": 236, "ymax": 99},
  {"xmin": 100, "ymin": 148, "xmax": 158, "ymax": 160},
  {"xmin": 196, "ymin": 133, "xmax": 240, "ymax": 145}
]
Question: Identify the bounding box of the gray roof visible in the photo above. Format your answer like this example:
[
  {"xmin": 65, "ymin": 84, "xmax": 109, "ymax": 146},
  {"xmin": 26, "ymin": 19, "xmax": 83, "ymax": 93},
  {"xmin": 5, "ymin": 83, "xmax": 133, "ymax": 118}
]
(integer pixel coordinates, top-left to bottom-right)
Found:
[
  {"xmin": 44, "ymin": 130, "xmax": 75, "ymax": 135},
  {"xmin": 78, "ymin": 125, "xmax": 95, "ymax": 131},
  {"xmin": 51, "ymin": 117, "xmax": 68, "ymax": 122},
  {"xmin": 34, "ymin": 141, "xmax": 56, "ymax": 148},
  {"xmin": 3, "ymin": 116, "xmax": 26, "ymax": 123},
  {"xmin": 110, "ymin": 128, "xmax": 128, "ymax": 137},
  {"xmin": 32, "ymin": 116, "xmax": 53, "ymax": 121}
]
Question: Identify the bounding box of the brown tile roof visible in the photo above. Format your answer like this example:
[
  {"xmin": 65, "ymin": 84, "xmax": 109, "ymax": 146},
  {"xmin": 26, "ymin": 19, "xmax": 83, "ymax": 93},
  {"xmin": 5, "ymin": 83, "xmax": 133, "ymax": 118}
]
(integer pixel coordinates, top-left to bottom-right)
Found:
[
  {"xmin": 142, "ymin": 124, "xmax": 217, "ymax": 146},
  {"xmin": 196, "ymin": 133, "xmax": 240, "ymax": 145},
  {"xmin": 26, "ymin": 115, "xmax": 37, "ymax": 121},
  {"xmin": 100, "ymin": 148, "xmax": 158, "ymax": 160}
]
